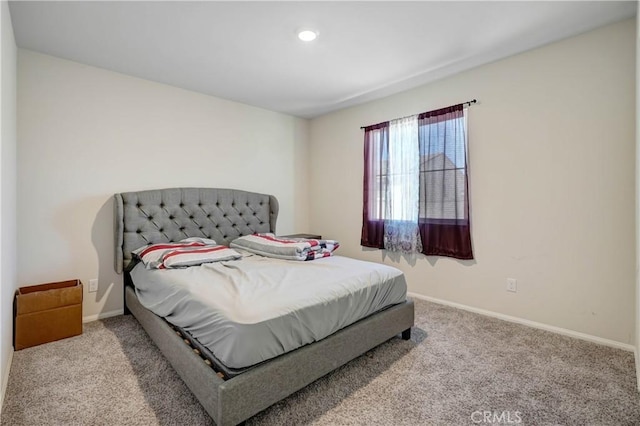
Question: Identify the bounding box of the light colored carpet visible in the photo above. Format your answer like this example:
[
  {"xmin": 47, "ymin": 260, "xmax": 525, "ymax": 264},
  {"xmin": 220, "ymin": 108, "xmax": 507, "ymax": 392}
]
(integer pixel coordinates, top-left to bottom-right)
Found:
[{"xmin": 2, "ymin": 299, "xmax": 639, "ymax": 425}]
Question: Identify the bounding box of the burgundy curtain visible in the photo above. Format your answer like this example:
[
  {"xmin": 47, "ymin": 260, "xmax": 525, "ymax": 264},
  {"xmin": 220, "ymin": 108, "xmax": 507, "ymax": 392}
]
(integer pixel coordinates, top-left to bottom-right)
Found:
[
  {"xmin": 361, "ymin": 103, "xmax": 473, "ymax": 260},
  {"xmin": 417, "ymin": 104, "xmax": 473, "ymax": 259},
  {"xmin": 361, "ymin": 122, "xmax": 388, "ymax": 248}
]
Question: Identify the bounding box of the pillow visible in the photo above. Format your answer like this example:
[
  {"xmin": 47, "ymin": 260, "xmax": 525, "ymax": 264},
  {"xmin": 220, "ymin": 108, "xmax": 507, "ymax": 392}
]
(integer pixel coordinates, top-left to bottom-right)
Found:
[
  {"xmin": 181, "ymin": 237, "xmax": 218, "ymax": 245},
  {"xmin": 133, "ymin": 240, "xmax": 207, "ymax": 267},
  {"xmin": 159, "ymin": 245, "xmax": 242, "ymax": 269},
  {"xmin": 132, "ymin": 238, "xmax": 240, "ymax": 269}
]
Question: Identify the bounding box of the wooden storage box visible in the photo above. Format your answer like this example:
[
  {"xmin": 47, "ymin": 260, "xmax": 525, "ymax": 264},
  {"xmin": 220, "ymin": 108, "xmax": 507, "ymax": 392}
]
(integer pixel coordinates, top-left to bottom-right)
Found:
[{"xmin": 14, "ymin": 279, "xmax": 83, "ymax": 350}]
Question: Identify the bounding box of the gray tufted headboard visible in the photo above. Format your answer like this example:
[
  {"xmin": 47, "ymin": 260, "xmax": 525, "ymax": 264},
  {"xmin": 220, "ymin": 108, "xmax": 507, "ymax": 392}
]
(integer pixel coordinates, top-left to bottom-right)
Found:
[{"xmin": 114, "ymin": 187, "xmax": 278, "ymax": 273}]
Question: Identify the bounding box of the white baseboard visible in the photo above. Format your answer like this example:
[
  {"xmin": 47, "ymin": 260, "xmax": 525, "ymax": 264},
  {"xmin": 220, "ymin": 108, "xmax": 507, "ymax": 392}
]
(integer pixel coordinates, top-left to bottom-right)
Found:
[
  {"xmin": 0, "ymin": 348, "xmax": 13, "ymax": 416},
  {"xmin": 408, "ymin": 292, "xmax": 635, "ymax": 352},
  {"xmin": 82, "ymin": 309, "xmax": 124, "ymax": 323}
]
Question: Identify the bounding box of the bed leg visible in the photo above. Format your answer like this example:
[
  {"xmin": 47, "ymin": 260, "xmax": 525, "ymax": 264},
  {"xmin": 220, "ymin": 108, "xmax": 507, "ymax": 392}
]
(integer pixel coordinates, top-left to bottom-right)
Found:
[
  {"xmin": 123, "ymin": 273, "xmax": 133, "ymax": 315},
  {"xmin": 123, "ymin": 286, "xmax": 131, "ymax": 315},
  {"xmin": 401, "ymin": 328, "xmax": 411, "ymax": 340}
]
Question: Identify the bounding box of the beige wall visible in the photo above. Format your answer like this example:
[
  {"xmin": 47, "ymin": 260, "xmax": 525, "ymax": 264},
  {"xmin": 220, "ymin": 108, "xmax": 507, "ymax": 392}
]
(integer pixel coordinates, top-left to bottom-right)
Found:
[
  {"xmin": 310, "ymin": 19, "xmax": 636, "ymax": 344},
  {"xmin": 0, "ymin": 0, "xmax": 17, "ymax": 407},
  {"xmin": 17, "ymin": 50, "xmax": 310, "ymax": 320}
]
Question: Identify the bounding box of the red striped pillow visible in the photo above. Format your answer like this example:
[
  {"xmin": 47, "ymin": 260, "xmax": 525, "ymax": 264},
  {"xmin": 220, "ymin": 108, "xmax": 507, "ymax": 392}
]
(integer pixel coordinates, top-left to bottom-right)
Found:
[
  {"xmin": 159, "ymin": 245, "xmax": 242, "ymax": 269},
  {"xmin": 133, "ymin": 241, "xmax": 207, "ymax": 267}
]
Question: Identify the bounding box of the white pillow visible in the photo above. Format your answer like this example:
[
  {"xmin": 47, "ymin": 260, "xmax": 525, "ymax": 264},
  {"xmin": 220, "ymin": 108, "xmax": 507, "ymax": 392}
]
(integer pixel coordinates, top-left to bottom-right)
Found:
[
  {"xmin": 159, "ymin": 245, "xmax": 242, "ymax": 269},
  {"xmin": 181, "ymin": 237, "xmax": 218, "ymax": 245},
  {"xmin": 133, "ymin": 240, "xmax": 207, "ymax": 267}
]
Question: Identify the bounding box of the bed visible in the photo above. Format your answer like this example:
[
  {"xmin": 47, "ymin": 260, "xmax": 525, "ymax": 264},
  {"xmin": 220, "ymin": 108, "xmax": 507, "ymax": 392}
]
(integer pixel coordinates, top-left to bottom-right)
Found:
[{"xmin": 114, "ymin": 187, "xmax": 414, "ymax": 425}]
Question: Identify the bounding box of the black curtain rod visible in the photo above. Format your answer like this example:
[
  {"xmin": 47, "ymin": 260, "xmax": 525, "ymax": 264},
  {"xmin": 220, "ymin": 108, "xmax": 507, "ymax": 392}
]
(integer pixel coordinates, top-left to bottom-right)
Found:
[{"xmin": 360, "ymin": 99, "xmax": 477, "ymax": 130}]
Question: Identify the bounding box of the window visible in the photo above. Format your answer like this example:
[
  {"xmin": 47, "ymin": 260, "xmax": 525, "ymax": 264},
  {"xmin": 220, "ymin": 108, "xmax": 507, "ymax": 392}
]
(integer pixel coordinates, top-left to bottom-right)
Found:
[
  {"xmin": 418, "ymin": 108, "xmax": 468, "ymax": 221},
  {"xmin": 361, "ymin": 104, "xmax": 473, "ymax": 259}
]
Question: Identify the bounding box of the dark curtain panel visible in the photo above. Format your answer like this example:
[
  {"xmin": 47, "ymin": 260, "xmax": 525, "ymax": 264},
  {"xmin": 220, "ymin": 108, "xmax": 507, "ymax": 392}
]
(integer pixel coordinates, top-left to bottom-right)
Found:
[
  {"xmin": 417, "ymin": 104, "xmax": 473, "ymax": 259},
  {"xmin": 361, "ymin": 122, "xmax": 389, "ymax": 248}
]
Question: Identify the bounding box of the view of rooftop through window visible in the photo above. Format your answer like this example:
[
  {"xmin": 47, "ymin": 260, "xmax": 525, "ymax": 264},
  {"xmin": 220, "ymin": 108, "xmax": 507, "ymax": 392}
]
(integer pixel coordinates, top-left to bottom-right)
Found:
[{"xmin": 369, "ymin": 115, "xmax": 467, "ymax": 221}]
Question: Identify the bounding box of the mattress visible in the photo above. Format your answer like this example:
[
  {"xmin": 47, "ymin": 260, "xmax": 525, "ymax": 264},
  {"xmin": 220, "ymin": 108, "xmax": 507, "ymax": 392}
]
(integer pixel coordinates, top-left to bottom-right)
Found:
[{"xmin": 129, "ymin": 251, "xmax": 407, "ymax": 369}]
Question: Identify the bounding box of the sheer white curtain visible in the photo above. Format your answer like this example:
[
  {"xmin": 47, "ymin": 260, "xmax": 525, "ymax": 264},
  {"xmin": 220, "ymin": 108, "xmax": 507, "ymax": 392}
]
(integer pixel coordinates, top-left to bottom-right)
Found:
[{"xmin": 383, "ymin": 115, "xmax": 423, "ymax": 253}]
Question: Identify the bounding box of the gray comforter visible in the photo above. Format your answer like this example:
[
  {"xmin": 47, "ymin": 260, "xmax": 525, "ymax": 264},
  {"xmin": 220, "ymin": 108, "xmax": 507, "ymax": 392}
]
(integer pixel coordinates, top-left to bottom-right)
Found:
[{"xmin": 130, "ymin": 251, "xmax": 407, "ymax": 369}]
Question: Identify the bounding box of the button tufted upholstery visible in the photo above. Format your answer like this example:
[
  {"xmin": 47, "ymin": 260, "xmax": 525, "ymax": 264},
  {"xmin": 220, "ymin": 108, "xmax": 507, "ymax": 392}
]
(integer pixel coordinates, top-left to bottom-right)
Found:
[{"xmin": 114, "ymin": 188, "xmax": 278, "ymax": 273}]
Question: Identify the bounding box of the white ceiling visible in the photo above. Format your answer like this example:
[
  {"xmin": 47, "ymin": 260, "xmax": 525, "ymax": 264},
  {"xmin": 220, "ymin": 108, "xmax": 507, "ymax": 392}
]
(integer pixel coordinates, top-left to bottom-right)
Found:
[{"xmin": 8, "ymin": 1, "xmax": 638, "ymax": 118}]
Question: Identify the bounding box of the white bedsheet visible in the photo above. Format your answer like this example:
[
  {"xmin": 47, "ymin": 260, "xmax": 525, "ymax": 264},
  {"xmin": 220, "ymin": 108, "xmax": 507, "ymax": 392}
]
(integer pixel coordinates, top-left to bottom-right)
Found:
[{"xmin": 130, "ymin": 251, "xmax": 407, "ymax": 369}]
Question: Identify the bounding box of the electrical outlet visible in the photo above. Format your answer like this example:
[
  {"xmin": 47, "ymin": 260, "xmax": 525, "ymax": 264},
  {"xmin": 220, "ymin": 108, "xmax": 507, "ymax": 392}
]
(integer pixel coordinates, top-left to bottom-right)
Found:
[
  {"xmin": 89, "ymin": 279, "xmax": 98, "ymax": 293},
  {"xmin": 506, "ymin": 278, "xmax": 517, "ymax": 293}
]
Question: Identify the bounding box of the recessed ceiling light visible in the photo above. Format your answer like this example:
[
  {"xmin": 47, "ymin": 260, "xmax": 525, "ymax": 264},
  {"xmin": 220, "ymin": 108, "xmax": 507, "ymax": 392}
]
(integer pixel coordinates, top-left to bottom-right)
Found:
[{"xmin": 297, "ymin": 29, "xmax": 318, "ymax": 42}]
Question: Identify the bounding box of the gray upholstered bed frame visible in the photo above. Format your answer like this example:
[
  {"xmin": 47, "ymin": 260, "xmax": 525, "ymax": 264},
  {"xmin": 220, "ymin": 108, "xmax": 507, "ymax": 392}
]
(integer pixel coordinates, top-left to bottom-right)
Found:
[{"xmin": 114, "ymin": 187, "xmax": 414, "ymax": 426}]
